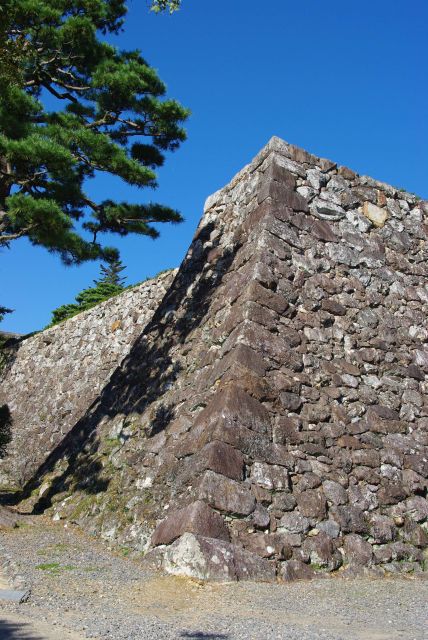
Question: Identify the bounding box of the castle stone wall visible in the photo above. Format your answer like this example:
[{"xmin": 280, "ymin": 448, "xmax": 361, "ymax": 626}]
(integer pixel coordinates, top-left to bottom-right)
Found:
[
  {"xmin": 3, "ymin": 137, "xmax": 428, "ymax": 581},
  {"xmin": 0, "ymin": 270, "xmax": 176, "ymax": 487}
]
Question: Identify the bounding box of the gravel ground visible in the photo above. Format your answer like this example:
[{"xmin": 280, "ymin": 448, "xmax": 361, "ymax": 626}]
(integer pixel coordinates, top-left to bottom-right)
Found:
[{"xmin": 1, "ymin": 519, "xmax": 427, "ymax": 640}]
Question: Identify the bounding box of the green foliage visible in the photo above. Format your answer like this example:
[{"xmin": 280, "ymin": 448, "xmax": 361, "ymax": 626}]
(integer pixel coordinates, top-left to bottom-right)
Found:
[
  {"xmin": 0, "ymin": 306, "xmax": 13, "ymax": 323},
  {"xmin": 151, "ymin": 1, "xmax": 182, "ymax": 13},
  {"xmin": 0, "ymin": 1, "xmax": 189, "ymax": 265},
  {"xmin": 50, "ymin": 258, "xmax": 127, "ymax": 325},
  {"xmin": 76, "ymin": 280, "xmax": 124, "ymax": 308},
  {"xmin": 97, "ymin": 256, "xmax": 126, "ymax": 286},
  {"xmin": 50, "ymin": 261, "xmax": 175, "ymax": 325}
]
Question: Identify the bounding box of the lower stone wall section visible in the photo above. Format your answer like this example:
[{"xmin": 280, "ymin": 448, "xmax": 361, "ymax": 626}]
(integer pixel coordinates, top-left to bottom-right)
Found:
[{"xmin": 0, "ymin": 270, "xmax": 176, "ymax": 488}]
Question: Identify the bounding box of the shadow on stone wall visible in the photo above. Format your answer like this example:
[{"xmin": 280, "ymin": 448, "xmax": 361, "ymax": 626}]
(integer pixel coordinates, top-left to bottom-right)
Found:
[
  {"xmin": 0, "ymin": 405, "xmax": 12, "ymax": 458},
  {"xmin": 3, "ymin": 224, "xmax": 237, "ymax": 514},
  {"xmin": 0, "ymin": 334, "xmax": 26, "ymax": 380}
]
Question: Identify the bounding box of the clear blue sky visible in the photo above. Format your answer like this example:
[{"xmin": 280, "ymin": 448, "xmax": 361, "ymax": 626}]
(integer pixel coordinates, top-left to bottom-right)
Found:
[{"xmin": 2, "ymin": 0, "xmax": 427, "ymax": 334}]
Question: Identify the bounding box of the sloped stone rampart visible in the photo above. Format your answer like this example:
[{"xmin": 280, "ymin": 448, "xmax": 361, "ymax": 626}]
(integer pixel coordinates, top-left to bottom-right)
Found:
[
  {"xmin": 6, "ymin": 137, "xmax": 428, "ymax": 581},
  {"xmin": 0, "ymin": 270, "xmax": 176, "ymax": 487}
]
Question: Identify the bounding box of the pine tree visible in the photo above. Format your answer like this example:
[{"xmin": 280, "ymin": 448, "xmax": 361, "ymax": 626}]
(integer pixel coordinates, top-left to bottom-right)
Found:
[
  {"xmin": 96, "ymin": 256, "xmax": 126, "ymax": 287},
  {"xmin": 75, "ymin": 280, "xmax": 123, "ymax": 309},
  {"xmin": 0, "ymin": 306, "xmax": 13, "ymax": 324},
  {"xmin": 0, "ymin": 1, "xmax": 189, "ymax": 265},
  {"xmin": 50, "ymin": 257, "xmax": 127, "ymax": 325}
]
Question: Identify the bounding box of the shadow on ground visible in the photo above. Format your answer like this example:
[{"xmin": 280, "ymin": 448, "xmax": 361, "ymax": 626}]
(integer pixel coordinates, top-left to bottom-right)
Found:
[
  {"xmin": 0, "ymin": 618, "xmax": 43, "ymax": 639},
  {"xmin": 180, "ymin": 633, "xmax": 229, "ymax": 640}
]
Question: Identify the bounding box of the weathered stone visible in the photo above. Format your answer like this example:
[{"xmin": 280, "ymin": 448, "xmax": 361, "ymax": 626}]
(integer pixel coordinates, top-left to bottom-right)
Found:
[
  {"xmin": 279, "ymin": 559, "xmax": 316, "ymax": 581},
  {"xmin": 402, "ymin": 520, "xmax": 428, "ymax": 547},
  {"xmin": 322, "ymin": 480, "xmax": 347, "ymax": 505},
  {"xmin": 311, "ymin": 219, "xmax": 338, "ymax": 243},
  {"xmin": 272, "ymin": 493, "xmax": 297, "ymax": 512},
  {"xmin": 306, "ymin": 169, "xmax": 326, "ymax": 190},
  {"xmin": 258, "ymin": 179, "xmax": 308, "ymax": 212},
  {"xmin": 377, "ymin": 483, "xmax": 408, "ymax": 505},
  {"xmin": 239, "ymin": 532, "xmax": 293, "ymax": 560},
  {"xmin": 303, "ymin": 532, "xmax": 342, "ymax": 571},
  {"xmin": 321, "ymin": 299, "xmax": 346, "ymax": 316},
  {"xmin": 300, "ymin": 402, "xmax": 331, "ymax": 423},
  {"xmin": 296, "ymin": 490, "xmax": 327, "ymax": 519},
  {"xmin": 338, "ymin": 165, "xmax": 357, "ymax": 181},
  {"xmin": 404, "ymin": 454, "xmax": 428, "ymax": 477},
  {"xmin": 279, "ymin": 512, "xmax": 311, "ymax": 534},
  {"xmin": 413, "ymin": 349, "xmax": 428, "ymax": 371},
  {"xmin": 365, "ymin": 406, "xmax": 406, "ymax": 435},
  {"xmin": 232, "ymin": 546, "xmax": 277, "ymax": 582},
  {"xmin": 311, "ymin": 197, "xmax": 346, "ymax": 221},
  {"xmin": 317, "ymin": 519, "xmax": 341, "ymax": 538},
  {"xmin": 337, "ymin": 435, "xmax": 363, "ymax": 449},
  {"xmin": 151, "ymin": 501, "xmax": 229, "ymax": 546},
  {"xmin": 0, "ymin": 590, "xmax": 30, "ymax": 603},
  {"xmin": 327, "ymin": 243, "xmax": 360, "ymax": 266},
  {"xmin": 296, "ymin": 473, "xmax": 322, "ymax": 491},
  {"xmin": 273, "ymin": 416, "xmax": 302, "ymax": 445},
  {"xmin": 403, "ymin": 496, "xmax": 428, "ymax": 522},
  {"xmin": 347, "ymin": 484, "xmax": 378, "ymax": 512},
  {"xmin": 163, "ymin": 533, "xmax": 275, "ymax": 582},
  {"xmin": 362, "ymin": 201, "xmax": 388, "ymax": 227},
  {"xmin": 369, "ymin": 515, "xmax": 396, "ymax": 544},
  {"xmin": 405, "ymin": 364, "xmax": 425, "ymax": 381},
  {"xmin": 352, "ymin": 450, "xmax": 380, "ymax": 468},
  {"xmin": 279, "ymin": 392, "xmax": 302, "ymax": 412},
  {"xmin": 230, "ymin": 343, "xmax": 268, "ymax": 377},
  {"xmin": 373, "ymin": 545, "xmax": 393, "ymax": 564},
  {"xmin": 402, "ymin": 470, "xmax": 427, "ymax": 493},
  {"xmin": 195, "ymin": 386, "xmax": 271, "ymax": 435},
  {"xmin": 343, "ymin": 534, "xmax": 374, "ymax": 566},
  {"xmin": 330, "ymin": 506, "xmax": 368, "ymax": 534},
  {"xmin": 198, "ymin": 441, "xmax": 244, "ymax": 481},
  {"xmin": 240, "ymin": 280, "xmax": 289, "ymax": 315},
  {"xmin": 198, "ymin": 471, "xmax": 256, "ymax": 516},
  {"xmin": 264, "ymin": 162, "xmax": 296, "ymax": 188},
  {"xmin": 0, "ymin": 505, "xmax": 20, "ymax": 530},
  {"xmin": 237, "ymin": 321, "xmax": 303, "ymax": 369},
  {"xmin": 251, "ymin": 462, "xmax": 289, "ymax": 490},
  {"xmin": 250, "ymin": 503, "xmax": 271, "ymax": 529},
  {"xmin": 387, "ymin": 541, "xmax": 423, "ymax": 563},
  {"xmin": 163, "ymin": 533, "xmax": 236, "ymax": 581}
]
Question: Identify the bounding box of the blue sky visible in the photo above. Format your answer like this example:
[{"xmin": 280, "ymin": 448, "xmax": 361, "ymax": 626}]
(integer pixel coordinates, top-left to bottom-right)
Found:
[{"xmin": 2, "ymin": 0, "xmax": 427, "ymax": 334}]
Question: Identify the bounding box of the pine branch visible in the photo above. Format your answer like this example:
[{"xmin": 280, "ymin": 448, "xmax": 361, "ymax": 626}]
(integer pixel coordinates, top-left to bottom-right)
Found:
[{"xmin": 0, "ymin": 227, "xmax": 33, "ymax": 242}]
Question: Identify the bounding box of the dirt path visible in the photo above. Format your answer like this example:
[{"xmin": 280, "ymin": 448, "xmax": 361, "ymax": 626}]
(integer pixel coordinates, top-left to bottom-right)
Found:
[
  {"xmin": 0, "ymin": 519, "xmax": 427, "ymax": 640},
  {"xmin": 0, "ymin": 612, "xmax": 84, "ymax": 640}
]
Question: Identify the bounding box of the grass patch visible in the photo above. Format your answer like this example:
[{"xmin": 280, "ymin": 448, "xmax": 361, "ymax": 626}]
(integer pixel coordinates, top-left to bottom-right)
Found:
[
  {"xmin": 36, "ymin": 562, "xmax": 76, "ymax": 574},
  {"xmin": 36, "ymin": 562, "xmax": 60, "ymax": 571},
  {"xmin": 37, "ymin": 542, "xmax": 71, "ymax": 556}
]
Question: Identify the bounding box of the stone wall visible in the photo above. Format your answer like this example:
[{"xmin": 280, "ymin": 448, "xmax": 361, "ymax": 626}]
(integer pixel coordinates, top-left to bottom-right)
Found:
[
  {"xmin": 0, "ymin": 270, "xmax": 176, "ymax": 487},
  {"xmin": 6, "ymin": 137, "xmax": 428, "ymax": 581}
]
